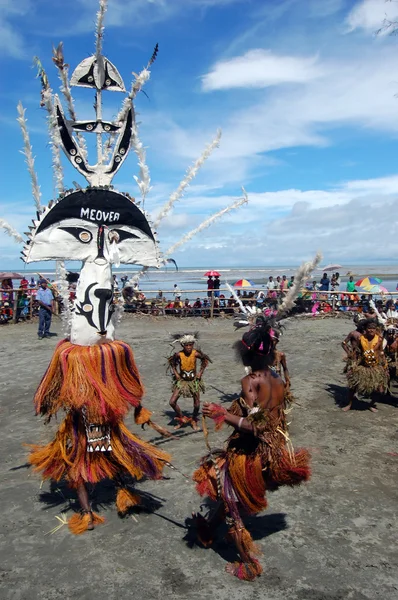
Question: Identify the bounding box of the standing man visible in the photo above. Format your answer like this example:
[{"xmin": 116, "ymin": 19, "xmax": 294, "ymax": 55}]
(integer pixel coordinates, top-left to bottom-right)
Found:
[
  {"xmin": 213, "ymin": 275, "xmax": 221, "ymax": 298},
  {"xmin": 319, "ymin": 273, "xmax": 330, "ymax": 291},
  {"xmin": 206, "ymin": 276, "xmax": 214, "ymax": 298},
  {"xmin": 168, "ymin": 334, "xmax": 211, "ymax": 430},
  {"xmin": 173, "ymin": 283, "xmax": 181, "ymax": 298},
  {"xmin": 346, "ymin": 276, "xmax": 356, "ymax": 293},
  {"xmin": 36, "ymin": 279, "xmax": 55, "ymax": 339},
  {"xmin": 266, "ymin": 276, "xmax": 276, "ymax": 294}
]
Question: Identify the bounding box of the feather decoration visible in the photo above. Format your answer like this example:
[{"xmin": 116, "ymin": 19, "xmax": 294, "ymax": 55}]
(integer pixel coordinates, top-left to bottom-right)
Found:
[
  {"xmin": 43, "ymin": 87, "xmax": 65, "ymax": 196},
  {"xmin": 34, "ymin": 58, "xmax": 64, "ymax": 195},
  {"xmin": 225, "ymin": 282, "xmax": 248, "ymax": 315},
  {"xmin": 95, "ymin": 0, "xmax": 108, "ymax": 57},
  {"xmin": 116, "ymin": 68, "xmax": 151, "ymax": 125},
  {"xmin": 55, "ymin": 260, "xmax": 72, "ymax": 332},
  {"xmin": 164, "ymin": 188, "xmax": 247, "ymax": 258},
  {"xmin": 148, "ymin": 43, "xmax": 159, "ymax": 67},
  {"xmin": 154, "ymin": 129, "xmax": 222, "ymax": 229},
  {"xmin": 132, "ymin": 122, "xmax": 151, "ymax": 206},
  {"xmin": 277, "ymin": 251, "xmax": 323, "ymax": 318},
  {"xmin": 52, "ymin": 42, "xmax": 87, "ymax": 160},
  {"xmin": 106, "ymin": 44, "xmax": 158, "ymax": 162},
  {"xmin": 0, "ymin": 219, "xmax": 24, "ymax": 244},
  {"xmin": 16, "ymin": 102, "xmax": 42, "ymax": 211}
]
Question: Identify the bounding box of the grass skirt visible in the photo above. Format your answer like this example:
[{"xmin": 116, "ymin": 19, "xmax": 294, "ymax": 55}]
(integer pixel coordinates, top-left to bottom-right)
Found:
[
  {"xmin": 173, "ymin": 378, "xmax": 205, "ymax": 397},
  {"xmin": 346, "ymin": 363, "xmax": 388, "ymax": 396},
  {"xmin": 29, "ymin": 339, "xmax": 170, "ymax": 487},
  {"xmin": 29, "ymin": 413, "xmax": 170, "ymax": 487},
  {"xmin": 193, "ymin": 432, "xmax": 310, "ymax": 517}
]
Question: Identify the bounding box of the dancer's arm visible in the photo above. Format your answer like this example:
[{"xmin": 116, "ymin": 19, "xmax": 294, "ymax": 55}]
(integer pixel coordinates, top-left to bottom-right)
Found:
[
  {"xmin": 202, "ymin": 402, "xmax": 254, "ymax": 433},
  {"xmin": 168, "ymin": 353, "xmax": 181, "ymax": 380},
  {"xmin": 196, "ymin": 351, "xmax": 211, "ymax": 379},
  {"xmin": 279, "ymin": 352, "xmax": 290, "ymax": 389}
]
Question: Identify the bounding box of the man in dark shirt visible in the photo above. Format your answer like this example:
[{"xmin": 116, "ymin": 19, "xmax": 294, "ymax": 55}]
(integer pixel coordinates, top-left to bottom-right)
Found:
[{"xmin": 213, "ymin": 275, "xmax": 220, "ymax": 298}]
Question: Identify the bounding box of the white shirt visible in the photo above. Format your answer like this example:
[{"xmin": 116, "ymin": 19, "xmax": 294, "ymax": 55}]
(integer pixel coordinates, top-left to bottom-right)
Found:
[{"xmin": 266, "ymin": 280, "xmax": 276, "ymax": 290}]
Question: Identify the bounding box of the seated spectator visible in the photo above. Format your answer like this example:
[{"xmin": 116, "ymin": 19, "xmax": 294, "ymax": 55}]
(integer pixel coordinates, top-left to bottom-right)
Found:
[
  {"xmin": 219, "ymin": 294, "xmax": 226, "ymax": 309},
  {"xmin": 182, "ymin": 298, "xmax": 192, "ymax": 316},
  {"xmin": 20, "ymin": 277, "xmax": 29, "ymax": 290},
  {"xmin": 193, "ymin": 298, "xmax": 202, "ymax": 315}
]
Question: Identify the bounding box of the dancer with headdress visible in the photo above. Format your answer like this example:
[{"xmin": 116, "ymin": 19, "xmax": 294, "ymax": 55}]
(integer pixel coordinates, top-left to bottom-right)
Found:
[
  {"xmin": 3, "ymin": 0, "xmax": 247, "ymax": 535},
  {"xmin": 192, "ymin": 318, "xmax": 310, "ymax": 580},
  {"xmin": 343, "ymin": 319, "xmax": 388, "ymax": 412},
  {"xmin": 168, "ymin": 334, "xmax": 211, "ymax": 430}
]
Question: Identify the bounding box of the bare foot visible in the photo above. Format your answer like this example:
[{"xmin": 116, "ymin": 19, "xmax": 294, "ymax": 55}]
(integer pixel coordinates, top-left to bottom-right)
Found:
[
  {"xmin": 342, "ymin": 403, "xmax": 352, "ymax": 412},
  {"xmin": 369, "ymin": 405, "xmax": 378, "ymax": 413},
  {"xmin": 173, "ymin": 422, "xmax": 185, "ymax": 430},
  {"xmin": 191, "ymin": 420, "xmax": 200, "ymax": 431}
]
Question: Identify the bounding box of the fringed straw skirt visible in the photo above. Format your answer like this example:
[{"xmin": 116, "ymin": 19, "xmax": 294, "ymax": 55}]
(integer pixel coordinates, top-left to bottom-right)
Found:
[
  {"xmin": 346, "ymin": 363, "xmax": 388, "ymax": 396},
  {"xmin": 193, "ymin": 433, "xmax": 310, "ymax": 517},
  {"xmin": 29, "ymin": 338, "xmax": 170, "ymax": 487}
]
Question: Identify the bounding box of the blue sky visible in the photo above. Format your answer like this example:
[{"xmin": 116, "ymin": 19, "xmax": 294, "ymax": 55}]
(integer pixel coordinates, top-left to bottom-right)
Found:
[{"xmin": 2, "ymin": 0, "xmax": 398, "ymax": 269}]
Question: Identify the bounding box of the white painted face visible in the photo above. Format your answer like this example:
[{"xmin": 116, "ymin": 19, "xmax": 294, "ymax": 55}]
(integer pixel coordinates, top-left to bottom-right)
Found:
[
  {"xmin": 23, "ymin": 188, "xmax": 160, "ymax": 346},
  {"xmin": 23, "ymin": 188, "xmax": 160, "ymax": 267}
]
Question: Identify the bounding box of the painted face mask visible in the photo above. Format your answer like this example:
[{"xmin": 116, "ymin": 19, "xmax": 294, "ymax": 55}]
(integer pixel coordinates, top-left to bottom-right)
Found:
[{"xmin": 21, "ymin": 41, "xmax": 160, "ymax": 346}]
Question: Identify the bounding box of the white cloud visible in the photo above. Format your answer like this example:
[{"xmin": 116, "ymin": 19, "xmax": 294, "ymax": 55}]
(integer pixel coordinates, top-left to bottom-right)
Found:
[
  {"xmin": 0, "ymin": 0, "xmax": 31, "ymax": 59},
  {"xmin": 345, "ymin": 0, "xmax": 398, "ymax": 33},
  {"xmin": 3, "ymin": 172, "xmax": 398, "ymax": 266},
  {"xmin": 194, "ymin": 44, "xmax": 398, "ymax": 167},
  {"xmin": 202, "ymin": 50, "xmax": 322, "ymax": 91}
]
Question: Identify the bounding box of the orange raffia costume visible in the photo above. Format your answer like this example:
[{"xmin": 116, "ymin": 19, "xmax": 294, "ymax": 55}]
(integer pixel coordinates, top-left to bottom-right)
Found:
[
  {"xmin": 29, "ymin": 340, "xmax": 170, "ymax": 532},
  {"xmin": 193, "ymin": 396, "xmax": 310, "ymax": 580},
  {"xmin": 346, "ymin": 334, "xmax": 388, "ymax": 396}
]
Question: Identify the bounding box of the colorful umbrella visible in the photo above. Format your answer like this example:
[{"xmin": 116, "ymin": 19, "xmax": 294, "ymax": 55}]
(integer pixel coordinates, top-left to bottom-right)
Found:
[
  {"xmin": 204, "ymin": 270, "xmax": 220, "ymax": 277},
  {"xmin": 362, "ymin": 284, "xmax": 388, "ymax": 294},
  {"xmin": 234, "ymin": 279, "xmax": 255, "ymax": 287},
  {"xmin": 355, "ymin": 277, "xmax": 382, "ymax": 287}
]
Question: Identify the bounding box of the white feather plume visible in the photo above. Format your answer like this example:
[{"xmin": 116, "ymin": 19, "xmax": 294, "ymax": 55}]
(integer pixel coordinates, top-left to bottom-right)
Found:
[
  {"xmin": 16, "ymin": 102, "xmax": 42, "ymax": 211},
  {"xmin": 0, "ymin": 219, "xmax": 24, "ymax": 244},
  {"xmin": 132, "ymin": 122, "xmax": 151, "ymax": 205},
  {"xmin": 164, "ymin": 188, "xmax": 247, "ymax": 257},
  {"xmin": 55, "ymin": 261, "xmax": 73, "ymax": 333},
  {"xmin": 95, "ymin": 0, "xmax": 108, "ymax": 57},
  {"xmin": 225, "ymin": 282, "xmax": 248, "ymax": 315},
  {"xmin": 42, "ymin": 87, "xmax": 64, "ymax": 195},
  {"xmin": 154, "ymin": 129, "xmax": 222, "ymax": 229},
  {"xmin": 53, "ymin": 44, "xmax": 88, "ymax": 160},
  {"xmin": 277, "ymin": 251, "xmax": 323, "ymax": 318},
  {"xmin": 116, "ymin": 68, "xmax": 151, "ymax": 125}
]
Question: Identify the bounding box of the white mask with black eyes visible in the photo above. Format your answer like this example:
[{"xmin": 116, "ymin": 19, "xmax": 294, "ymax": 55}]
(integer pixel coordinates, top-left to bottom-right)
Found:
[{"xmin": 23, "ymin": 188, "xmax": 160, "ymax": 346}]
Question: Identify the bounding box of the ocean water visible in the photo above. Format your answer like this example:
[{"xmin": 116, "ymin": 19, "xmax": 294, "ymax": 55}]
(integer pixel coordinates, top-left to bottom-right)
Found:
[{"xmin": 5, "ymin": 264, "xmax": 398, "ymax": 298}]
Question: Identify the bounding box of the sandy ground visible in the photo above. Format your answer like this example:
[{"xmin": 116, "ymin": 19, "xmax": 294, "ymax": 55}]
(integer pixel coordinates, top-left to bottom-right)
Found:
[{"xmin": 0, "ymin": 314, "xmax": 397, "ymax": 600}]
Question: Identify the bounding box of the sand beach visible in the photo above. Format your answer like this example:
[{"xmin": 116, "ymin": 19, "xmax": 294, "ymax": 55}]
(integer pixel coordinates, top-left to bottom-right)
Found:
[{"xmin": 0, "ymin": 315, "xmax": 397, "ymax": 600}]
